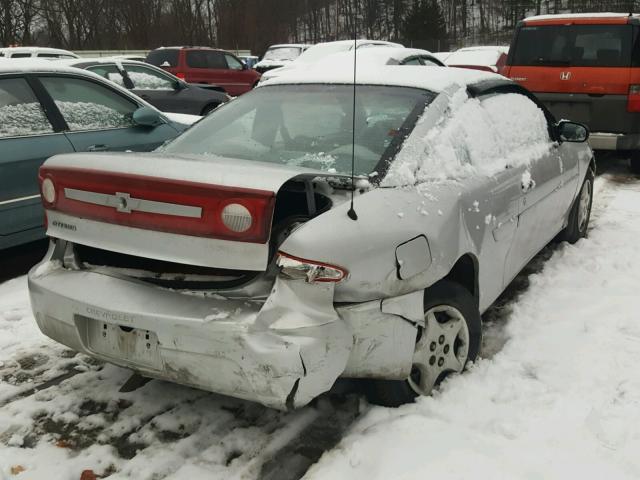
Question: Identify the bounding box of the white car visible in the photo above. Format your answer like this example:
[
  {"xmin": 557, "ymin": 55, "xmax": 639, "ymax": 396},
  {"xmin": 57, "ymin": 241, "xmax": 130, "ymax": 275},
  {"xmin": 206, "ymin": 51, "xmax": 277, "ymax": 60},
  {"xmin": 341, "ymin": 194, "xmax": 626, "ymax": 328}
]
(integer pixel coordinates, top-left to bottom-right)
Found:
[
  {"xmin": 0, "ymin": 47, "xmax": 79, "ymax": 60},
  {"xmin": 260, "ymin": 39, "xmax": 403, "ymax": 82},
  {"xmin": 254, "ymin": 44, "xmax": 311, "ymax": 74},
  {"xmin": 445, "ymin": 46, "xmax": 509, "ymax": 73}
]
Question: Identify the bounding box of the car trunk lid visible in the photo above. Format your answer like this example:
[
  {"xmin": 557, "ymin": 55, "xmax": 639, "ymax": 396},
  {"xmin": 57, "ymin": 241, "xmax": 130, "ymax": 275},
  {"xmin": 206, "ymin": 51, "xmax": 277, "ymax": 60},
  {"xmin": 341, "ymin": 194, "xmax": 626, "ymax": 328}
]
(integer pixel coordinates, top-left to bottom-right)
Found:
[{"xmin": 40, "ymin": 152, "xmax": 326, "ymax": 271}]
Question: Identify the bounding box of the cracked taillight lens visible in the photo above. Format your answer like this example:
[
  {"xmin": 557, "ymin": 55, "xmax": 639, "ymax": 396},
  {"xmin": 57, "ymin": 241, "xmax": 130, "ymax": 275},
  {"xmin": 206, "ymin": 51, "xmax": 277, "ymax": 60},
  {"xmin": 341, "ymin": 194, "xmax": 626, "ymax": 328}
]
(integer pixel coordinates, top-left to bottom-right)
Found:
[{"xmin": 277, "ymin": 252, "xmax": 347, "ymax": 283}]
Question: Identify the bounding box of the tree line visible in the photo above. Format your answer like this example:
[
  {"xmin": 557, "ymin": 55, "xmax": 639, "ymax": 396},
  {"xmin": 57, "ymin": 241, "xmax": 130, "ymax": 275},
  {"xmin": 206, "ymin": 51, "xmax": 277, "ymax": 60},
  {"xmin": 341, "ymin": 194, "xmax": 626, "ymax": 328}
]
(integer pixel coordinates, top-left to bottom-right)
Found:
[{"xmin": 2, "ymin": 0, "xmax": 639, "ymax": 56}]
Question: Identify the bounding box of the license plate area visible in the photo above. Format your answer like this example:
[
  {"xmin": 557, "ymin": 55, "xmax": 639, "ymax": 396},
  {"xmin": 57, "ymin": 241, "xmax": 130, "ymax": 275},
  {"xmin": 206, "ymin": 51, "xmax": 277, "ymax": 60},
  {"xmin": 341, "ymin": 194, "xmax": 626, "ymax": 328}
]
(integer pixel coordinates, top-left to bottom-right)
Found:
[{"xmin": 77, "ymin": 315, "xmax": 161, "ymax": 369}]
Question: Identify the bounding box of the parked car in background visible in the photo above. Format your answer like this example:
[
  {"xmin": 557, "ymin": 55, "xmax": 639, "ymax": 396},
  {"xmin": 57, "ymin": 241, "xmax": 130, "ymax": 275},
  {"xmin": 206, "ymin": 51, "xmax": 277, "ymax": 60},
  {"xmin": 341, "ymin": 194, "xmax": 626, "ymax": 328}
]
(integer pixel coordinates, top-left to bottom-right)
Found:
[
  {"xmin": 259, "ymin": 39, "xmax": 404, "ymax": 82},
  {"xmin": 445, "ymin": 46, "xmax": 509, "ymax": 73},
  {"xmin": 0, "ymin": 61, "xmax": 195, "ymax": 250},
  {"xmin": 64, "ymin": 58, "xmax": 230, "ymax": 115},
  {"xmin": 504, "ymin": 12, "xmax": 640, "ymax": 173},
  {"xmin": 146, "ymin": 47, "xmax": 261, "ymax": 96},
  {"xmin": 254, "ymin": 44, "xmax": 311, "ymax": 74},
  {"xmin": 0, "ymin": 47, "xmax": 79, "ymax": 59},
  {"xmin": 29, "ymin": 66, "xmax": 593, "ymax": 411},
  {"xmin": 280, "ymin": 47, "xmax": 445, "ymax": 80}
]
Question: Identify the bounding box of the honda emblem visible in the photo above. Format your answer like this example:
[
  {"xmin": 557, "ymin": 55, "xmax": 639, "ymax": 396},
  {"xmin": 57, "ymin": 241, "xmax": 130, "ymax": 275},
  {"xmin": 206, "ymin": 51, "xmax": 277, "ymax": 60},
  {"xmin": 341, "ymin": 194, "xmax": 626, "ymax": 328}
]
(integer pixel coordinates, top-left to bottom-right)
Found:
[{"xmin": 560, "ymin": 71, "xmax": 571, "ymax": 80}]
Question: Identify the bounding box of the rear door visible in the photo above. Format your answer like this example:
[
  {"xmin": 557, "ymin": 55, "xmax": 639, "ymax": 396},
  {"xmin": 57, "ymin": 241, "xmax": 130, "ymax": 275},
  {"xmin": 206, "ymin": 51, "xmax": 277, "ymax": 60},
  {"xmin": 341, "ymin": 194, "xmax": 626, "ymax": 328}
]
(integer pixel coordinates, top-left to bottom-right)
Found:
[
  {"xmin": 0, "ymin": 76, "xmax": 74, "ymax": 248},
  {"xmin": 184, "ymin": 50, "xmax": 227, "ymax": 87},
  {"xmin": 35, "ymin": 74, "xmax": 178, "ymax": 153},
  {"xmin": 506, "ymin": 21, "xmax": 635, "ymax": 133}
]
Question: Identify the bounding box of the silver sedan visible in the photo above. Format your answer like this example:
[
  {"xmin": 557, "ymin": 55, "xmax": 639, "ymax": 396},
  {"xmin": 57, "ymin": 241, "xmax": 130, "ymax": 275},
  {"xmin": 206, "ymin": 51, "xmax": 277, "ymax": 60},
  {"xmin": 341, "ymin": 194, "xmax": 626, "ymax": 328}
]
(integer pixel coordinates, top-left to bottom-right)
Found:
[{"xmin": 28, "ymin": 66, "xmax": 594, "ymax": 409}]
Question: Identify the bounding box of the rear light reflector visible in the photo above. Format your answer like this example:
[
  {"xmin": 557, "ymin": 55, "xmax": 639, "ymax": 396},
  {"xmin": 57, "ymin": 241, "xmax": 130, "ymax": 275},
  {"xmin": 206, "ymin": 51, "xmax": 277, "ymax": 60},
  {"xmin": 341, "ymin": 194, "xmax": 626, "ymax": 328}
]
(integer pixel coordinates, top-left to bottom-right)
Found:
[
  {"xmin": 41, "ymin": 178, "xmax": 56, "ymax": 204},
  {"xmin": 277, "ymin": 252, "xmax": 347, "ymax": 283},
  {"xmin": 38, "ymin": 167, "xmax": 275, "ymax": 243},
  {"xmin": 627, "ymin": 85, "xmax": 640, "ymax": 112},
  {"xmin": 221, "ymin": 203, "xmax": 252, "ymax": 232}
]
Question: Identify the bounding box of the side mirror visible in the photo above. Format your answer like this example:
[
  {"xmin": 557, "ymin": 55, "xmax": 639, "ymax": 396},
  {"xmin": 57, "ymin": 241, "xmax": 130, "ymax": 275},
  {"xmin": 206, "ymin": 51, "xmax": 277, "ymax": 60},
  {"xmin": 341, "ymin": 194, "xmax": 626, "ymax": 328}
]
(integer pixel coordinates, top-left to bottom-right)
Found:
[
  {"xmin": 173, "ymin": 80, "xmax": 186, "ymax": 90},
  {"xmin": 557, "ymin": 121, "xmax": 589, "ymax": 143},
  {"xmin": 132, "ymin": 106, "xmax": 165, "ymax": 127}
]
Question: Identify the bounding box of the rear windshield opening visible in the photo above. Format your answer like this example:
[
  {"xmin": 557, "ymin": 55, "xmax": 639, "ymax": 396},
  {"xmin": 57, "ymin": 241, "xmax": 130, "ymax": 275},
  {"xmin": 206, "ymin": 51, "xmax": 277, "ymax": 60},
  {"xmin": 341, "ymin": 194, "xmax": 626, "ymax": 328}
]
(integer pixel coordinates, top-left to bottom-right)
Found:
[{"xmin": 511, "ymin": 24, "xmax": 636, "ymax": 67}]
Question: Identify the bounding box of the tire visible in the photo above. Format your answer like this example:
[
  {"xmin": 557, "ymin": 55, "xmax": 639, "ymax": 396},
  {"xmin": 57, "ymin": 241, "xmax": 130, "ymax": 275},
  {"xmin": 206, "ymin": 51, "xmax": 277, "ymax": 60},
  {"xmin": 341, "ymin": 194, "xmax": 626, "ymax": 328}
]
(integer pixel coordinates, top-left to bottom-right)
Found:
[
  {"xmin": 367, "ymin": 280, "xmax": 482, "ymax": 407},
  {"xmin": 631, "ymin": 151, "xmax": 640, "ymax": 174},
  {"xmin": 201, "ymin": 103, "xmax": 219, "ymax": 116},
  {"xmin": 559, "ymin": 169, "xmax": 594, "ymax": 244}
]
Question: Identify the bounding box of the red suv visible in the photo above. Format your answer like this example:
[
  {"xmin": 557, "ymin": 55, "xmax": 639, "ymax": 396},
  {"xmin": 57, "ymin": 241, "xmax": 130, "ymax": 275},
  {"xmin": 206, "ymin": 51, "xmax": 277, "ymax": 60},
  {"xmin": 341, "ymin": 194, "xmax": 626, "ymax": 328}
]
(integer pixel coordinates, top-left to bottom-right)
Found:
[
  {"xmin": 146, "ymin": 47, "xmax": 261, "ymax": 96},
  {"xmin": 504, "ymin": 13, "xmax": 640, "ymax": 172}
]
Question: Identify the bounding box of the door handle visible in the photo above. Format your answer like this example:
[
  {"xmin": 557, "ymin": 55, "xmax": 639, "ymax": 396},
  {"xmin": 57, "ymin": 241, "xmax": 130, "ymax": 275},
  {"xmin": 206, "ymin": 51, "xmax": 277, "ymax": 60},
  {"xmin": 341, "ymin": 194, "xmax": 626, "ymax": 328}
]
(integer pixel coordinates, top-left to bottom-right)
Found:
[{"xmin": 87, "ymin": 144, "xmax": 109, "ymax": 152}]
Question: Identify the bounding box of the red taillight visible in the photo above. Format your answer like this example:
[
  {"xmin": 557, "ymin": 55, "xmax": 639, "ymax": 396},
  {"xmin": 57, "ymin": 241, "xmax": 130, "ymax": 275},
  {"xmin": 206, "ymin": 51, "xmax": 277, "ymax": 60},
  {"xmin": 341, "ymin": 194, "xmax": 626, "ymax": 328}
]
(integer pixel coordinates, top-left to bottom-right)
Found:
[
  {"xmin": 176, "ymin": 72, "xmax": 186, "ymax": 80},
  {"xmin": 38, "ymin": 166, "xmax": 275, "ymax": 243},
  {"xmin": 627, "ymin": 85, "xmax": 640, "ymax": 112},
  {"xmin": 276, "ymin": 252, "xmax": 348, "ymax": 283}
]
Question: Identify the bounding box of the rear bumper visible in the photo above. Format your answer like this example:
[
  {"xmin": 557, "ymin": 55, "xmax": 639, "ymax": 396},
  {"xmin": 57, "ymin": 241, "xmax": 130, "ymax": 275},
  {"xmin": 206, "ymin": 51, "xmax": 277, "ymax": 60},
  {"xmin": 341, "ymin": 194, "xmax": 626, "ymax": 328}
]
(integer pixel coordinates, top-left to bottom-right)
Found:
[
  {"xmin": 589, "ymin": 132, "xmax": 640, "ymax": 151},
  {"xmin": 28, "ymin": 247, "xmax": 353, "ymax": 410}
]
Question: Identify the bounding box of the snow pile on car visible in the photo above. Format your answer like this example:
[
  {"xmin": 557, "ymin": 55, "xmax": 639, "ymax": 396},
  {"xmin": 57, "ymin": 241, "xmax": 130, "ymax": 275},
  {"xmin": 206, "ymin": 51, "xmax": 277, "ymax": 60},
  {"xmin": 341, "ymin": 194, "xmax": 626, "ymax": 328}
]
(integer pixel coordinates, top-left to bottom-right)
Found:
[{"xmin": 383, "ymin": 89, "xmax": 552, "ymax": 186}]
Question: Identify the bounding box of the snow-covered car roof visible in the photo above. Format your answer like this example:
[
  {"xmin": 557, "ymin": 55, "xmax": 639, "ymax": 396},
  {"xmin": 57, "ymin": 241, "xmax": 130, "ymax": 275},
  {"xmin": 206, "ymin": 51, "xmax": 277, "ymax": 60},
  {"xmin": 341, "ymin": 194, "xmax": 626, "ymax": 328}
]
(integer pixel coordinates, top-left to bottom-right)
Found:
[
  {"xmin": 524, "ymin": 12, "xmax": 639, "ymax": 22},
  {"xmin": 308, "ymin": 47, "xmax": 444, "ymax": 70},
  {"xmin": 266, "ymin": 44, "xmax": 311, "ymax": 49},
  {"xmin": 261, "ymin": 62, "xmax": 503, "ymax": 94},
  {"xmin": 0, "ymin": 46, "xmax": 78, "ymax": 58},
  {"xmin": 457, "ymin": 45, "xmax": 509, "ymax": 54},
  {"xmin": 0, "ymin": 58, "xmax": 100, "ymax": 75},
  {"xmin": 294, "ymin": 39, "xmax": 403, "ymax": 64},
  {"xmin": 445, "ymin": 47, "xmax": 508, "ymax": 68}
]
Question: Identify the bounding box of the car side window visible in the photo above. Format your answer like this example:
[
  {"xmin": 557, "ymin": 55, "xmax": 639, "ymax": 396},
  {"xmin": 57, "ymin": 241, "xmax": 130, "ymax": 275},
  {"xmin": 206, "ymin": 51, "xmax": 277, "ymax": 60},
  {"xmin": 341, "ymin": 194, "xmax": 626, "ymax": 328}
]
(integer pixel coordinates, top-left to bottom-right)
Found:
[
  {"xmin": 224, "ymin": 54, "xmax": 244, "ymax": 70},
  {"xmin": 39, "ymin": 76, "xmax": 137, "ymax": 131},
  {"xmin": 11, "ymin": 53, "xmax": 31, "ymax": 58},
  {"xmin": 86, "ymin": 65, "xmax": 125, "ymax": 86},
  {"xmin": 125, "ymin": 65, "xmax": 174, "ymax": 90},
  {"xmin": 420, "ymin": 57, "xmax": 440, "ymax": 66},
  {"xmin": 206, "ymin": 51, "xmax": 227, "ymax": 69},
  {"xmin": 0, "ymin": 77, "xmax": 53, "ymax": 137},
  {"xmin": 187, "ymin": 51, "xmax": 226, "ymax": 69},
  {"xmin": 478, "ymin": 92, "xmax": 552, "ymax": 168},
  {"xmin": 401, "ymin": 58, "xmax": 422, "ymax": 66}
]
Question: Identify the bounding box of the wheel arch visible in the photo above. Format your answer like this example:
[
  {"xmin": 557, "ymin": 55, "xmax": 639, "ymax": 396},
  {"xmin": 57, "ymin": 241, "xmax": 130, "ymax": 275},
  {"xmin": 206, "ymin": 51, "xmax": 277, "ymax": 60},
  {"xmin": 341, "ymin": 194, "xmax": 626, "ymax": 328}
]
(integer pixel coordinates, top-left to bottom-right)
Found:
[{"xmin": 441, "ymin": 253, "xmax": 479, "ymax": 308}]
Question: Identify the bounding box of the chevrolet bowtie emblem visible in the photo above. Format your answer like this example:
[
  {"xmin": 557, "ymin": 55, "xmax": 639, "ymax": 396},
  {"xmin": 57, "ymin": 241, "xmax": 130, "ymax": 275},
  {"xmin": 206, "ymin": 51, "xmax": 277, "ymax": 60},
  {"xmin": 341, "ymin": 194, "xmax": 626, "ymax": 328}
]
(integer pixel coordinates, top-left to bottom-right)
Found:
[{"xmin": 115, "ymin": 192, "xmax": 132, "ymax": 213}]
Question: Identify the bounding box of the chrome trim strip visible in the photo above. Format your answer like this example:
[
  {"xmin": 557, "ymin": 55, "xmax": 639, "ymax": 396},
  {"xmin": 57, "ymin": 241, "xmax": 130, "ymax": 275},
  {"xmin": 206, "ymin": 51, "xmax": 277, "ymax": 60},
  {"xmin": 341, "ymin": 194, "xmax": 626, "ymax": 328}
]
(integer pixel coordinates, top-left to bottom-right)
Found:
[
  {"xmin": 64, "ymin": 188, "xmax": 202, "ymax": 218},
  {"xmin": 0, "ymin": 194, "xmax": 41, "ymax": 206}
]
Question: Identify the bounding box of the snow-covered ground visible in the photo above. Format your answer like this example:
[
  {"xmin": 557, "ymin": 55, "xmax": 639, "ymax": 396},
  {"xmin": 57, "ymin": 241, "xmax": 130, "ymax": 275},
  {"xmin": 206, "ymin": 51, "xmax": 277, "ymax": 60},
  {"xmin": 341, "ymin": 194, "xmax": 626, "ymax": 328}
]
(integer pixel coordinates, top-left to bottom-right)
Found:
[{"xmin": 1, "ymin": 164, "xmax": 639, "ymax": 479}]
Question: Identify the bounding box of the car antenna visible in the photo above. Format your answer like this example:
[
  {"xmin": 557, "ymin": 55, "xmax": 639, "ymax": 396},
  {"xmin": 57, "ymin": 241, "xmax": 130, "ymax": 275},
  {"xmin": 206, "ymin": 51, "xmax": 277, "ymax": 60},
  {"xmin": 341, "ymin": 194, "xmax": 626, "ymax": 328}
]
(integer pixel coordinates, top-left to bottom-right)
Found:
[{"xmin": 347, "ymin": 1, "xmax": 358, "ymax": 221}]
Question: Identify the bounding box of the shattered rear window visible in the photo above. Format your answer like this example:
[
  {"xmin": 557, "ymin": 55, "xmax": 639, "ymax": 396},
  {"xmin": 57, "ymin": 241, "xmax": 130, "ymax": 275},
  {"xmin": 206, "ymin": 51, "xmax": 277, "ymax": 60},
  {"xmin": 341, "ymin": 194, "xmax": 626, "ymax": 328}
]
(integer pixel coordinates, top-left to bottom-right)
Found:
[{"xmin": 161, "ymin": 84, "xmax": 433, "ymax": 176}]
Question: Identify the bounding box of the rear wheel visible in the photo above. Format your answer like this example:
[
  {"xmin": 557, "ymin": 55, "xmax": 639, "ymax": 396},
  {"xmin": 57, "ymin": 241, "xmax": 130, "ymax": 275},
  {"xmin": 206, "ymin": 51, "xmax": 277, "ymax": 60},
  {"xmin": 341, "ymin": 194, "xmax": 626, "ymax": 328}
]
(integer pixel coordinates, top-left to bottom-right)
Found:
[
  {"xmin": 559, "ymin": 169, "xmax": 593, "ymax": 243},
  {"xmin": 367, "ymin": 281, "xmax": 482, "ymax": 407},
  {"xmin": 631, "ymin": 151, "xmax": 640, "ymax": 174}
]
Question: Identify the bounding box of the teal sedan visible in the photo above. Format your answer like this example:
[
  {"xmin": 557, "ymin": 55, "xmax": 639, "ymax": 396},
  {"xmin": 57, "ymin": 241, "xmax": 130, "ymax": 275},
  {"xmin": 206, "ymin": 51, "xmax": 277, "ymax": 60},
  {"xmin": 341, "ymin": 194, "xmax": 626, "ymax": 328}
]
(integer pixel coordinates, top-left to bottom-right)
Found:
[{"xmin": 0, "ymin": 60, "xmax": 197, "ymax": 250}]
